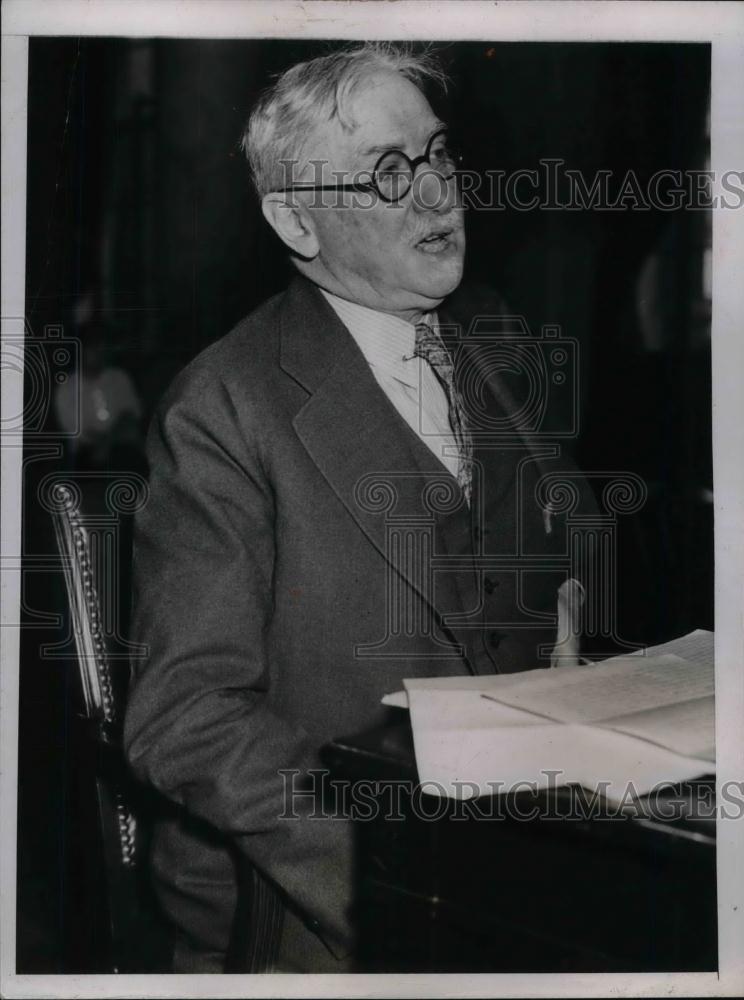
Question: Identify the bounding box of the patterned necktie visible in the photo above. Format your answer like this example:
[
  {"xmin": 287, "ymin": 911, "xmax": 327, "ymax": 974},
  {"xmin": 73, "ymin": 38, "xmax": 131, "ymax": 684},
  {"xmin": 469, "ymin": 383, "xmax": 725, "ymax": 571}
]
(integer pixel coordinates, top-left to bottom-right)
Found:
[{"xmin": 414, "ymin": 323, "xmax": 473, "ymax": 504}]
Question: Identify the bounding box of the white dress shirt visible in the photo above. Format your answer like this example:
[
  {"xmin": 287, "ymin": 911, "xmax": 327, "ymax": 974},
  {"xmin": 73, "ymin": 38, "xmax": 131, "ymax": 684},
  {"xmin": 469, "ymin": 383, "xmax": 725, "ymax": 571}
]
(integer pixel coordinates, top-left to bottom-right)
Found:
[{"xmin": 321, "ymin": 289, "xmax": 460, "ymax": 482}]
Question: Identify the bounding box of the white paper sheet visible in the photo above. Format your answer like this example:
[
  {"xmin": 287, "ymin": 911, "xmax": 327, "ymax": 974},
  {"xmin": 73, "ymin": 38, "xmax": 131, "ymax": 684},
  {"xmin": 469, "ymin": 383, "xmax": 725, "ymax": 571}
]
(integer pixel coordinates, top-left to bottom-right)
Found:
[
  {"xmin": 601, "ymin": 696, "xmax": 715, "ymax": 761},
  {"xmin": 473, "ymin": 653, "xmax": 713, "ymax": 725},
  {"xmin": 383, "ymin": 630, "xmax": 716, "ymax": 802}
]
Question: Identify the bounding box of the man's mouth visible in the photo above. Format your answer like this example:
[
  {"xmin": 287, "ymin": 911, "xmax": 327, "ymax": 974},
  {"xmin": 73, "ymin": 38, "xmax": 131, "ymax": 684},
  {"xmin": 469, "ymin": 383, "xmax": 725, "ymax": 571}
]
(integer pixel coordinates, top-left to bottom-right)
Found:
[{"xmin": 415, "ymin": 227, "xmax": 456, "ymax": 254}]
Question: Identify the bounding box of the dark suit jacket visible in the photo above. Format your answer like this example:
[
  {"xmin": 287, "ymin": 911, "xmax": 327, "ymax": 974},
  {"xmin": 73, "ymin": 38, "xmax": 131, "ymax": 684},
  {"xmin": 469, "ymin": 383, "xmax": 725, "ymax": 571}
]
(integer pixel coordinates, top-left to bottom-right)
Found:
[{"xmin": 123, "ymin": 276, "xmax": 596, "ymax": 969}]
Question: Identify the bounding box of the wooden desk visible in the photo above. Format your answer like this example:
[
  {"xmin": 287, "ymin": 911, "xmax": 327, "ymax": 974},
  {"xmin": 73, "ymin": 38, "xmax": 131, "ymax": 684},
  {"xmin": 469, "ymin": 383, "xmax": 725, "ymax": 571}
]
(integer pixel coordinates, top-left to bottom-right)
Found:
[{"xmin": 322, "ymin": 719, "xmax": 717, "ymax": 973}]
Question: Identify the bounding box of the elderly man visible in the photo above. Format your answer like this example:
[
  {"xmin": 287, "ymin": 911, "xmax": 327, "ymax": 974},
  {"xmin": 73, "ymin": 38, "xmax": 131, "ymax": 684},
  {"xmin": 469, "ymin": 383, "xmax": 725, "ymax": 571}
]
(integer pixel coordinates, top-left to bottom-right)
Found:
[{"xmin": 124, "ymin": 43, "xmax": 594, "ymax": 974}]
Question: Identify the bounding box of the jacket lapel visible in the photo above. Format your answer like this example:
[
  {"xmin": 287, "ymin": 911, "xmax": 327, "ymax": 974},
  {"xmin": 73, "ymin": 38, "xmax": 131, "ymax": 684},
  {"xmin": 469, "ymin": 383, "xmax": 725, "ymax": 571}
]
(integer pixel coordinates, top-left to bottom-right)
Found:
[{"xmin": 280, "ymin": 278, "xmax": 472, "ymax": 654}]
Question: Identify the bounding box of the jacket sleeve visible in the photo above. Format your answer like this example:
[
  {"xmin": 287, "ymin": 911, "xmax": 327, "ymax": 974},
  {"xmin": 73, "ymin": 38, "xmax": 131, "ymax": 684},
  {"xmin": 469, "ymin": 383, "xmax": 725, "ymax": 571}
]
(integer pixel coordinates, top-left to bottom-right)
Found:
[{"xmin": 123, "ymin": 363, "xmax": 354, "ymax": 958}]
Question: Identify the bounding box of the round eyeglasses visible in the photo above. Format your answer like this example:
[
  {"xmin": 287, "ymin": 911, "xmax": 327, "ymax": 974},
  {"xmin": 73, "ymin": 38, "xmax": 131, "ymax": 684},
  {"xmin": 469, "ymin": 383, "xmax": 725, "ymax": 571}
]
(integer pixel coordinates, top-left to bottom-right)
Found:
[{"xmin": 276, "ymin": 128, "xmax": 462, "ymax": 204}]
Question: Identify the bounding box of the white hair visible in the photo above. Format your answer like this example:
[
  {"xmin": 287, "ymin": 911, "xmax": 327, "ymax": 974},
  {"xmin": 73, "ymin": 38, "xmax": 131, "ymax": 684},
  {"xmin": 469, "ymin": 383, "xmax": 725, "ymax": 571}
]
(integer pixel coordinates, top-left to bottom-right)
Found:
[{"xmin": 242, "ymin": 43, "xmax": 448, "ymax": 197}]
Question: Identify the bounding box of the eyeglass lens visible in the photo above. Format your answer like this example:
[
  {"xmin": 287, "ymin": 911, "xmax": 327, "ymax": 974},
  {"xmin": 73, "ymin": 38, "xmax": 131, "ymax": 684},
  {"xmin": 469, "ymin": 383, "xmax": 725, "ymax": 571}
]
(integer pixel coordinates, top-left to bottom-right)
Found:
[{"xmin": 373, "ymin": 131, "xmax": 460, "ymax": 201}]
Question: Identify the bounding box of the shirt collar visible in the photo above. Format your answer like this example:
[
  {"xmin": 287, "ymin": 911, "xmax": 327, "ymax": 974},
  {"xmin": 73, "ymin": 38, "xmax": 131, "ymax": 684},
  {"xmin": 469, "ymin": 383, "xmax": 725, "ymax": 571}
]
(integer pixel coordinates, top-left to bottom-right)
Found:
[{"xmin": 321, "ymin": 289, "xmax": 437, "ymax": 390}]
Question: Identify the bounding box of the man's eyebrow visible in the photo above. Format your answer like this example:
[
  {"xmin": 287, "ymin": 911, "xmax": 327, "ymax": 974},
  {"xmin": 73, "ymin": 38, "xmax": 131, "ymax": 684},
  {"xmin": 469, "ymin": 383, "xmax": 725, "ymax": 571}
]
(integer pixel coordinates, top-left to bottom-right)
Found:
[
  {"xmin": 360, "ymin": 139, "xmax": 406, "ymax": 157},
  {"xmin": 358, "ymin": 122, "xmax": 447, "ymax": 159}
]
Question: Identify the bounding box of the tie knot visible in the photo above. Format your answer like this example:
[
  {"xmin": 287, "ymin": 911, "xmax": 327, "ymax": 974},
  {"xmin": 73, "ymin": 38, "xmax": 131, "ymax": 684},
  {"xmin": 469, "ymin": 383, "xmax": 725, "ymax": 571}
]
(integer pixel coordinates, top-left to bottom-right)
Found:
[
  {"xmin": 413, "ymin": 324, "xmax": 472, "ymax": 504},
  {"xmin": 413, "ymin": 323, "xmax": 453, "ymax": 374},
  {"xmin": 414, "ymin": 321, "xmax": 436, "ymax": 347}
]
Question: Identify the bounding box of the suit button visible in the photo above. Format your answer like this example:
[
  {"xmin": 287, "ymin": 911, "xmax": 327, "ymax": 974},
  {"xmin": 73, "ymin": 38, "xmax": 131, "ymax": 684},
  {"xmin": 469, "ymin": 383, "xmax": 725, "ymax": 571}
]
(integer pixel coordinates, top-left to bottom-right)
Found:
[{"xmin": 484, "ymin": 576, "xmax": 498, "ymax": 595}]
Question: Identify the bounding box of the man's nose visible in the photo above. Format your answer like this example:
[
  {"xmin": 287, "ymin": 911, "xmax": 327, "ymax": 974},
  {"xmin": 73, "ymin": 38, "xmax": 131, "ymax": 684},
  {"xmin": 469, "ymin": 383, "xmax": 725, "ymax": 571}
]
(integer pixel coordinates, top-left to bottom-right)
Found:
[{"xmin": 410, "ymin": 167, "xmax": 459, "ymax": 214}]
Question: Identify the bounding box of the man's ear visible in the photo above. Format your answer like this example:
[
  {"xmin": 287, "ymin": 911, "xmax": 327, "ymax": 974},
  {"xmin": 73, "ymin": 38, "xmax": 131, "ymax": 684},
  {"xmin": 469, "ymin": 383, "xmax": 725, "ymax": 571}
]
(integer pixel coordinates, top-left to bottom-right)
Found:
[{"xmin": 261, "ymin": 194, "xmax": 319, "ymax": 260}]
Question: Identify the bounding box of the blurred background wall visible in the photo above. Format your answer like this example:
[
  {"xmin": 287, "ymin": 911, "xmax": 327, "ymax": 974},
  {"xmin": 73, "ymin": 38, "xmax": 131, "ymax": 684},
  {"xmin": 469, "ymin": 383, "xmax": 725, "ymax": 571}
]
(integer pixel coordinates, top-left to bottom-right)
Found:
[{"xmin": 18, "ymin": 38, "xmax": 711, "ymax": 970}]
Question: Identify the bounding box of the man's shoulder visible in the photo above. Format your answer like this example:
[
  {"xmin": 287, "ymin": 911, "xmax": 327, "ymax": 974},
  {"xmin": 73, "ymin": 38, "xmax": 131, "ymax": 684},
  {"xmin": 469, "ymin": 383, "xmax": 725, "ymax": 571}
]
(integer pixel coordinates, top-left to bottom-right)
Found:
[
  {"xmin": 191, "ymin": 290, "xmax": 286, "ymax": 381},
  {"xmin": 159, "ymin": 288, "xmax": 291, "ymax": 413}
]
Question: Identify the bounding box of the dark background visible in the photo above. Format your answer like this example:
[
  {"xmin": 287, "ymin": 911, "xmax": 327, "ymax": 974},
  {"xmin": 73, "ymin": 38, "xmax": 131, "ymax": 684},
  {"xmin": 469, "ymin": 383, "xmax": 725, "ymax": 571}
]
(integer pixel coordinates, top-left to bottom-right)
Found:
[{"xmin": 18, "ymin": 39, "xmax": 712, "ymax": 971}]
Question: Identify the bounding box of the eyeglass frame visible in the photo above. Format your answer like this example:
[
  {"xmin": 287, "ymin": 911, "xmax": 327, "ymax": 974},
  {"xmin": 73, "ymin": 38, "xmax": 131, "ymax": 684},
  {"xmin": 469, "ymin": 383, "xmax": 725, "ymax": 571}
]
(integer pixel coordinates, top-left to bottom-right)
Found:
[{"xmin": 274, "ymin": 128, "xmax": 462, "ymax": 204}]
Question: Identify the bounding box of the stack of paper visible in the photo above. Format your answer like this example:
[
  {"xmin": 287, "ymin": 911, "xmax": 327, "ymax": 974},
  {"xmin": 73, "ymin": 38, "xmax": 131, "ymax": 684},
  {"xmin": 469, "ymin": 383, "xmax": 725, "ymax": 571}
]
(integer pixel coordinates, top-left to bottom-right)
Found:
[{"xmin": 381, "ymin": 630, "xmax": 715, "ymax": 804}]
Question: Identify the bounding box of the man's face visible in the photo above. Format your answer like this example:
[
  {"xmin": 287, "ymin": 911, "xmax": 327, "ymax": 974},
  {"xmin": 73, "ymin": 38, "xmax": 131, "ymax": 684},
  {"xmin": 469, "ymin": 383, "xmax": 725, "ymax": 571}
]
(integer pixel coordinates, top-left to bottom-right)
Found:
[{"xmin": 298, "ymin": 71, "xmax": 465, "ymax": 320}]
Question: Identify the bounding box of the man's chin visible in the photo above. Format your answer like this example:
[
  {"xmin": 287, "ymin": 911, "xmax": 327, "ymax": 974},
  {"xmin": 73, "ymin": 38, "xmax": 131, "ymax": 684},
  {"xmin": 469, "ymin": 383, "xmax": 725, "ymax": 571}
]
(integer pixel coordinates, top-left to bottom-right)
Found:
[
  {"xmin": 418, "ymin": 267, "xmax": 462, "ymax": 302},
  {"xmin": 411, "ymin": 255, "xmax": 465, "ymax": 302}
]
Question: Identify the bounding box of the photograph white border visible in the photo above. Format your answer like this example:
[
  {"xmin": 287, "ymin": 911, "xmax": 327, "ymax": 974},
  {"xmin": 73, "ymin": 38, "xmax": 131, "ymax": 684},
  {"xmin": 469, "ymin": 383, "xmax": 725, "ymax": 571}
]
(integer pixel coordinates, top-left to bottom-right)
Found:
[{"xmin": 2, "ymin": 2, "xmax": 743, "ymax": 997}]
